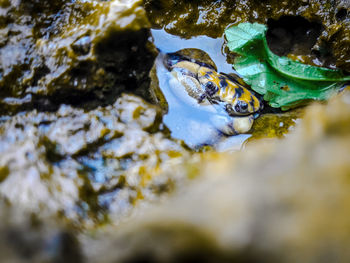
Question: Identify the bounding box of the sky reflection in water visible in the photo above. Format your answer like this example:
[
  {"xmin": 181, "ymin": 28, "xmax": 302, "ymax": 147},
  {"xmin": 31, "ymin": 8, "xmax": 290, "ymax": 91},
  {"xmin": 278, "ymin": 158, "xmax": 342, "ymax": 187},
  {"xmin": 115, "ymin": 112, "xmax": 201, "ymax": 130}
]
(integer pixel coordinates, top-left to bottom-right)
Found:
[{"xmin": 151, "ymin": 29, "xmax": 251, "ymax": 151}]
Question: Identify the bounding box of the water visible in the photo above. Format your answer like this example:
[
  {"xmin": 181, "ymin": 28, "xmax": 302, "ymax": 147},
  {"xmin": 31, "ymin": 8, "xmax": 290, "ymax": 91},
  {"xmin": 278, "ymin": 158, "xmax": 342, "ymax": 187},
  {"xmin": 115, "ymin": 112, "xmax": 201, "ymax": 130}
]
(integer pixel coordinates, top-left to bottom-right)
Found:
[
  {"xmin": 151, "ymin": 29, "xmax": 251, "ymax": 151},
  {"xmin": 151, "ymin": 29, "xmax": 233, "ymax": 73}
]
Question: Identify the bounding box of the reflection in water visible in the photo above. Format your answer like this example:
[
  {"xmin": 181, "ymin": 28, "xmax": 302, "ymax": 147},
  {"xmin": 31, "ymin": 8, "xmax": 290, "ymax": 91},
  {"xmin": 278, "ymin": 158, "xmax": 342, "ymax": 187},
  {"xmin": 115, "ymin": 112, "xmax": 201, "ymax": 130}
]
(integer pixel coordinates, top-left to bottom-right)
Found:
[{"xmin": 152, "ymin": 29, "xmax": 251, "ymax": 150}]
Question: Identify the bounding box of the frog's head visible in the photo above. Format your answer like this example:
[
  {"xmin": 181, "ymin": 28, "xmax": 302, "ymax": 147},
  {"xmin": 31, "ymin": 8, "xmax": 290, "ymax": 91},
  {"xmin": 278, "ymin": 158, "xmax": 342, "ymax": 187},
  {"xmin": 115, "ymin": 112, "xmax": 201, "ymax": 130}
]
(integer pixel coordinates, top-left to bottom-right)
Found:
[{"xmin": 197, "ymin": 67, "xmax": 263, "ymax": 116}]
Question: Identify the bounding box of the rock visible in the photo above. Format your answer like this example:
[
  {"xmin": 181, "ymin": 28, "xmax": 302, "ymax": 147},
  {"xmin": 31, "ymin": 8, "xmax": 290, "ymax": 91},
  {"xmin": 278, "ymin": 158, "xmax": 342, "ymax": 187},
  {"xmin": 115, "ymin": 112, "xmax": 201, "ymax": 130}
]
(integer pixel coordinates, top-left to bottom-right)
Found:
[
  {"xmin": 1, "ymin": 0, "xmax": 350, "ymax": 261},
  {"xmin": 0, "ymin": 203, "xmax": 82, "ymax": 263},
  {"xmin": 84, "ymin": 90, "xmax": 350, "ymax": 262},
  {"xmin": 0, "ymin": 0, "xmax": 156, "ymax": 115},
  {"xmin": 0, "ymin": 94, "xmax": 190, "ymax": 228}
]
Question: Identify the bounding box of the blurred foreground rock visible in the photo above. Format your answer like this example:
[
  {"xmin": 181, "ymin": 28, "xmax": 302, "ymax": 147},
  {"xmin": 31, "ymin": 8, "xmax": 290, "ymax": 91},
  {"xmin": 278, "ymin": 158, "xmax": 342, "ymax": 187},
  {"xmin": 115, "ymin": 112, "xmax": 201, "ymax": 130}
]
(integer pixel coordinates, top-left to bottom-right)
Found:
[
  {"xmin": 85, "ymin": 90, "xmax": 350, "ymax": 262},
  {"xmin": 0, "ymin": 94, "xmax": 190, "ymax": 228},
  {"xmin": 0, "ymin": 203, "xmax": 82, "ymax": 263}
]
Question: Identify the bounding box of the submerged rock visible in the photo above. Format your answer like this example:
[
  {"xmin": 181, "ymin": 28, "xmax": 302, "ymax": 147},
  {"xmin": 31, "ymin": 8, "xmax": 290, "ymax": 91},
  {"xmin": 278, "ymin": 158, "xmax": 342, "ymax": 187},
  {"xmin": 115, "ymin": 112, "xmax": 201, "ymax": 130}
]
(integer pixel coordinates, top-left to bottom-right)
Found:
[
  {"xmin": 84, "ymin": 91, "xmax": 350, "ymax": 262},
  {"xmin": 0, "ymin": 94, "xmax": 190, "ymax": 228},
  {"xmin": 0, "ymin": 0, "xmax": 156, "ymax": 115}
]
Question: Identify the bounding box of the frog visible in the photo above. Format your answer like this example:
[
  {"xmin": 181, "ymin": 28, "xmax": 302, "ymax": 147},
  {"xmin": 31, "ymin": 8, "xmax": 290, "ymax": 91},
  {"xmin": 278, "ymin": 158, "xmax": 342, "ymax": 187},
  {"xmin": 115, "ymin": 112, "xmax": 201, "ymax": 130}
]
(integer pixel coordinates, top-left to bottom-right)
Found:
[{"xmin": 162, "ymin": 51, "xmax": 263, "ymax": 135}]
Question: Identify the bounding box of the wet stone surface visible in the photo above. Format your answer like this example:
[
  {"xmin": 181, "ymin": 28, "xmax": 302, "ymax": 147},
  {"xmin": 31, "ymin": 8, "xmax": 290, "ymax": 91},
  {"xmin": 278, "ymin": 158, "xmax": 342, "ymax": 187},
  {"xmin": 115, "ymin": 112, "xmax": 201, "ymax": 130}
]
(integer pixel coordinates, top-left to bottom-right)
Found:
[
  {"xmin": 0, "ymin": 0, "xmax": 155, "ymax": 115},
  {"xmin": 0, "ymin": 94, "xmax": 190, "ymax": 228}
]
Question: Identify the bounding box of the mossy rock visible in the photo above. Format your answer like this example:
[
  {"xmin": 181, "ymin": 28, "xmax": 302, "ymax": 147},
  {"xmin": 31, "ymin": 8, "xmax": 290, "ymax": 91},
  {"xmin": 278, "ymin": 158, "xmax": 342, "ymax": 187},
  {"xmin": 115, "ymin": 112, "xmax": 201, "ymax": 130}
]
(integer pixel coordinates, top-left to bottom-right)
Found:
[{"xmin": 0, "ymin": 0, "xmax": 156, "ymax": 115}]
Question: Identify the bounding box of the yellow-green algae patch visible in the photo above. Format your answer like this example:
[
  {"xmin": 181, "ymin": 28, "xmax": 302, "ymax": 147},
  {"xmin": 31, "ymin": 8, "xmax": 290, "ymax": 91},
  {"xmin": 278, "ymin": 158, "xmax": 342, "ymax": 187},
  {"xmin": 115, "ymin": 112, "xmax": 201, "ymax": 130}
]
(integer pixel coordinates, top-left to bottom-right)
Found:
[{"xmin": 248, "ymin": 108, "xmax": 304, "ymax": 142}]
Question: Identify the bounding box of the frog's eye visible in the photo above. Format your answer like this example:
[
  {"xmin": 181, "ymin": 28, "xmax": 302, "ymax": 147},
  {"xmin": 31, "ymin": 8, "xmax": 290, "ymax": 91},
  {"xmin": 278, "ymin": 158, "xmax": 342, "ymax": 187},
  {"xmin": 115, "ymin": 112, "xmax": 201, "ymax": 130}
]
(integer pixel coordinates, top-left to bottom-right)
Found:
[
  {"xmin": 234, "ymin": 101, "xmax": 249, "ymax": 113},
  {"xmin": 205, "ymin": 81, "xmax": 218, "ymax": 96}
]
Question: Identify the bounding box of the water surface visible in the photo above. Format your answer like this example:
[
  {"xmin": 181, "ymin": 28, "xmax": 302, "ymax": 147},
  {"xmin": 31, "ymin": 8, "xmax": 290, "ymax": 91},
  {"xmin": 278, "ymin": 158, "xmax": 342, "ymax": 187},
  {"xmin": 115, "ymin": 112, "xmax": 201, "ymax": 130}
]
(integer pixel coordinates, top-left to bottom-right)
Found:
[{"xmin": 151, "ymin": 29, "xmax": 251, "ymax": 150}]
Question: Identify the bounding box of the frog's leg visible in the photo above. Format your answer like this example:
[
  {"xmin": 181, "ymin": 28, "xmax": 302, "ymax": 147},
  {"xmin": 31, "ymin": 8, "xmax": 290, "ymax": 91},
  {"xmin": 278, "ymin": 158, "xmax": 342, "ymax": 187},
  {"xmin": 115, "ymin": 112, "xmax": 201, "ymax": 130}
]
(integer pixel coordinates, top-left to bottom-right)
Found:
[{"xmin": 210, "ymin": 114, "xmax": 254, "ymax": 135}]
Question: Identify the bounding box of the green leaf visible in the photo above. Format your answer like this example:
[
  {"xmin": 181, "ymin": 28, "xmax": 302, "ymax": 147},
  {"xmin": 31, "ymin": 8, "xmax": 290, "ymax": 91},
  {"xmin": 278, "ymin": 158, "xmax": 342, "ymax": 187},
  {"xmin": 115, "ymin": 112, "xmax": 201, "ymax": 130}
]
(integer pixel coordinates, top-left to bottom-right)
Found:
[{"xmin": 225, "ymin": 23, "xmax": 350, "ymax": 110}]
